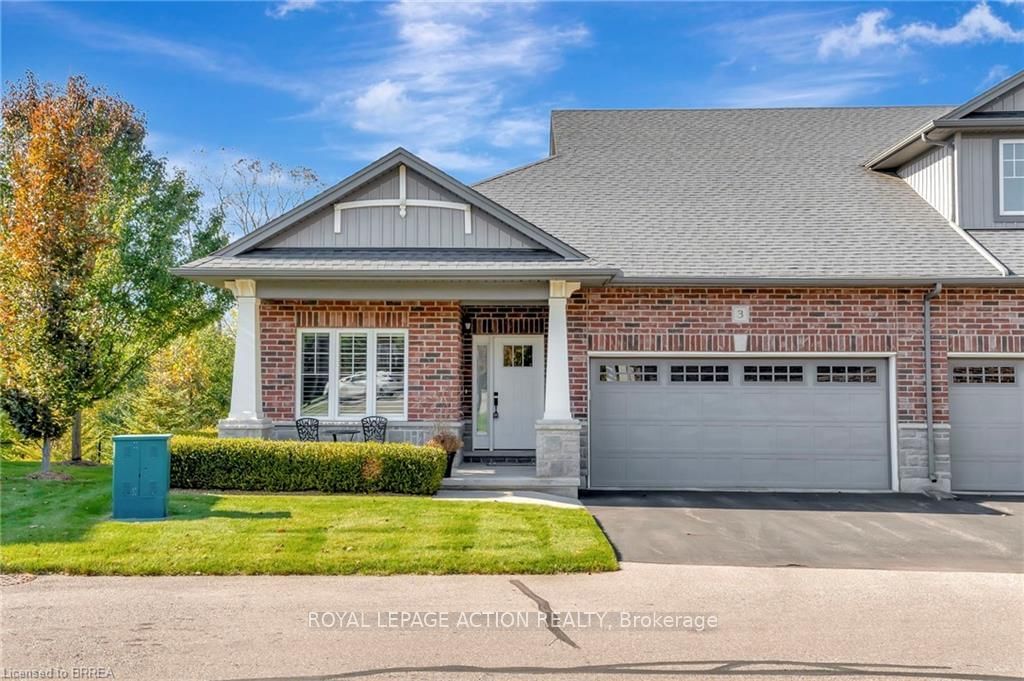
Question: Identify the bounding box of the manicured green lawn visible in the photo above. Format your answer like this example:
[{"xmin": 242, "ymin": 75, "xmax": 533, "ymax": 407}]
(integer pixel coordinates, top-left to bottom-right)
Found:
[{"xmin": 0, "ymin": 461, "xmax": 616, "ymax": 576}]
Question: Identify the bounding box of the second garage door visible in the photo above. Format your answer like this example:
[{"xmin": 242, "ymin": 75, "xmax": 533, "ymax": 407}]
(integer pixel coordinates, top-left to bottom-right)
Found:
[
  {"xmin": 589, "ymin": 358, "xmax": 891, "ymax": 490},
  {"xmin": 950, "ymin": 360, "xmax": 1024, "ymax": 492}
]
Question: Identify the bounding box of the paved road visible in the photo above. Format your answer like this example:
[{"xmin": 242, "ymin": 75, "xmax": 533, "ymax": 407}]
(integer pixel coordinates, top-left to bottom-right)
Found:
[
  {"xmin": 2, "ymin": 564, "xmax": 1022, "ymax": 681},
  {"xmin": 584, "ymin": 492, "xmax": 1024, "ymax": 572}
]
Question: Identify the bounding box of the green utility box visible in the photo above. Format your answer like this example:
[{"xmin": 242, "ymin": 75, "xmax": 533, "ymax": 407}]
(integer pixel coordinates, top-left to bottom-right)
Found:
[{"xmin": 112, "ymin": 434, "xmax": 171, "ymax": 520}]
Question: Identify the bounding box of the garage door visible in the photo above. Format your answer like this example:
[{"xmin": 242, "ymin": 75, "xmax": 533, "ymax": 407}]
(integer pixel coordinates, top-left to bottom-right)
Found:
[
  {"xmin": 950, "ymin": 360, "xmax": 1024, "ymax": 492},
  {"xmin": 589, "ymin": 358, "xmax": 890, "ymax": 490}
]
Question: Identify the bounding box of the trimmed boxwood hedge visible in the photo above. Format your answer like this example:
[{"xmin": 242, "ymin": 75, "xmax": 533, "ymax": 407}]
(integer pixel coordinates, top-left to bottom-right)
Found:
[{"xmin": 170, "ymin": 436, "xmax": 447, "ymax": 495}]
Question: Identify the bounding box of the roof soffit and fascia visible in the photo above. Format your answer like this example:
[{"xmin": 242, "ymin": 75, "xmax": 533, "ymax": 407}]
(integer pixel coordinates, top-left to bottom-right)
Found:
[
  {"xmin": 172, "ymin": 269, "xmax": 1023, "ymax": 288},
  {"xmin": 213, "ymin": 147, "xmax": 587, "ymax": 261},
  {"xmin": 867, "ymin": 69, "xmax": 1024, "ymax": 170}
]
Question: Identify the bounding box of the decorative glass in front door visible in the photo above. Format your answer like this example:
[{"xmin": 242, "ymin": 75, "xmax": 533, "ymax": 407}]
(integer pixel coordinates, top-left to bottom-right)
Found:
[
  {"xmin": 502, "ymin": 344, "xmax": 533, "ymax": 367},
  {"xmin": 474, "ymin": 343, "xmax": 490, "ymax": 444}
]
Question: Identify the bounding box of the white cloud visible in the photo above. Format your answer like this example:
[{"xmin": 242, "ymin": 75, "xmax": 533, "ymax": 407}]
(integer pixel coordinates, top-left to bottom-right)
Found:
[
  {"xmin": 981, "ymin": 64, "xmax": 1011, "ymax": 88},
  {"xmin": 700, "ymin": 9, "xmax": 903, "ymax": 108},
  {"xmin": 10, "ymin": 1, "xmax": 588, "ymax": 176},
  {"xmin": 716, "ymin": 71, "xmax": 891, "ymax": 108},
  {"xmin": 709, "ymin": 8, "xmax": 852, "ymax": 64},
  {"xmin": 818, "ymin": 10, "xmax": 899, "ymax": 58},
  {"xmin": 416, "ymin": 147, "xmax": 496, "ymax": 173},
  {"xmin": 13, "ymin": 2, "xmax": 316, "ymax": 99},
  {"xmin": 902, "ymin": 2, "xmax": 1024, "ymax": 43},
  {"xmin": 16, "ymin": 0, "xmax": 589, "ymax": 175},
  {"xmin": 819, "ymin": 2, "xmax": 1024, "ymax": 59},
  {"xmin": 327, "ymin": 1, "xmax": 588, "ymax": 172},
  {"xmin": 266, "ymin": 0, "xmax": 318, "ymax": 19},
  {"xmin": 353, "ymin": 80, "xmax": 409, "ymax": 127},
  {"xmin": 490, "ymin": 117, "xmax": 548, "ymax": 148}
]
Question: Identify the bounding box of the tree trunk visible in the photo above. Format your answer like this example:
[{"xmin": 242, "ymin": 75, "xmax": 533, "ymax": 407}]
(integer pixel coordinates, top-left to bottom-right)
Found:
[
  {"xmin": 41, "ymin": 436, "xmax": 52, "ymax": 473},
  {"xmin": 70, "ymin": 410, "xmax": 82, "ymax": 462}
]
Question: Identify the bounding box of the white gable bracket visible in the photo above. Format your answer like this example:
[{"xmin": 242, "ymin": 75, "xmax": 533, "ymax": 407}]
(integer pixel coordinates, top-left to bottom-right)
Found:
[
  {"xmin": 333, "ymin": 163, "xmax": 473, "ymax": 235},
  {"xmin": 399, "ymin": 163, "xmax": 407, "ymax": 218}
]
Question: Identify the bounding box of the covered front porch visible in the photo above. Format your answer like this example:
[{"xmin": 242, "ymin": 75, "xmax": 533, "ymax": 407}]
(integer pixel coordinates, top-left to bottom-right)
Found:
[{"xmin": 218, "ymin": 277, "xmax": 586, "ymax": 496}]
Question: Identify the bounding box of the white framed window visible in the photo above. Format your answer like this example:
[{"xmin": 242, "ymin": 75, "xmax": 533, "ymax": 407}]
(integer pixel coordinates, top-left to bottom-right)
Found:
[
  {"xmin": 999, "ymin": 139, "xmax": 1024, "ymax": 216},
  {"xmin": 297, "ymin": 329, "xmax": 408, "ymax": 420}
]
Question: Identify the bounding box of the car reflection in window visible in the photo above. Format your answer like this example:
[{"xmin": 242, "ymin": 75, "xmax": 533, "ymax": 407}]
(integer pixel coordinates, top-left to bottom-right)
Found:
[{"xmin": 326, "ymin": 371, "xmax": 403, "ymax": 406}]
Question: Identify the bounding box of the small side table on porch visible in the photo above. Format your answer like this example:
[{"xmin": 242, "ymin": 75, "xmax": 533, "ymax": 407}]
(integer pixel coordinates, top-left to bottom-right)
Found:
[{"xmin": 325, "ymin": 428, "xmax": 361, "ymax": 442}]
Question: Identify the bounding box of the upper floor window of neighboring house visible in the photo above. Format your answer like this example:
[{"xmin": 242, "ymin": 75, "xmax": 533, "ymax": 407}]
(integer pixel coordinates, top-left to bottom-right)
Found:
[{"xmin": 1000, "ymin": 140, "xmax": 1024, "ymax": 216}]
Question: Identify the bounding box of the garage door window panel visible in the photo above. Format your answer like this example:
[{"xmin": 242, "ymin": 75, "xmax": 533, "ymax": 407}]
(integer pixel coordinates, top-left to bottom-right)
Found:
[
  {"xmin": 599, "ymin": 364, "xmax": 659, "ymax": 383},
  {"xmin": 743, "ymin": 365, "xmax": 804, "ymax": 383},
  {"xmin": 817, "ymin": 366, "xmax": 878, "ymax": 384},
  {"xmin": 952, "ymin": 366, "xmax": 1017, "ymax": 384},
  {"xmin": 671, "ymin": 365, "xmax": 730, "ymax": 383}
]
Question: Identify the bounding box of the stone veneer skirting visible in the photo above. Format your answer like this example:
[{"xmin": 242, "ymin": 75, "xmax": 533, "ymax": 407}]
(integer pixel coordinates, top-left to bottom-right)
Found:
[{"xmin": 897, "ymin": 423, "xmax": 952, "ymax": 493}]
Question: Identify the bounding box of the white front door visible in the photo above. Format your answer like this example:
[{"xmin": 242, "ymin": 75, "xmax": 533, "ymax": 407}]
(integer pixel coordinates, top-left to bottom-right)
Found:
[{"xmin": 472, "ymin": 335, "xmax": 545, "ymax": 450}]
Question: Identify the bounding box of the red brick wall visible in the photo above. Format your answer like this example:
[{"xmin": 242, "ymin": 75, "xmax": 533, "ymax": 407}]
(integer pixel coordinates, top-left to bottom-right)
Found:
[
  {"xmin": 257, "ymin": 289, "xmax": 1023, "ymax": 426},
  {"xmin": 567, "ymin": 287, "xmax": 1024, "ymax": 423},
  {"xmin": 260, "ymin": 300, "xmax": 462, "ymax": 421}
]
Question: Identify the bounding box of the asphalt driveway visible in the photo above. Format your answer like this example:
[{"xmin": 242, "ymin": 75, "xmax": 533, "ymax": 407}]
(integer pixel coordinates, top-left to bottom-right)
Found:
[{"xmin": 583, "ymin": 492, "xmax": 1024, "ymax": 572}]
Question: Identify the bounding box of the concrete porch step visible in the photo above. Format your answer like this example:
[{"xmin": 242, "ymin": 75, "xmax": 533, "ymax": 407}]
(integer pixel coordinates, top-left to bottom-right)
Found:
[
  {"xmin": 460, "ymin": 454, "xmax": 536, "ymax": 465},
  {"xmin": 441, "ymin": 464, "xmax": 580, "ymax": 498}
]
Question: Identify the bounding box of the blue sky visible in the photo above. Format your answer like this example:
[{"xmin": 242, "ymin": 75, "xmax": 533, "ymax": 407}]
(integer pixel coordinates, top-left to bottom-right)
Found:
[{"xmin": 3, "ymin": 1, "xmax": 1023, "ymax": 186}]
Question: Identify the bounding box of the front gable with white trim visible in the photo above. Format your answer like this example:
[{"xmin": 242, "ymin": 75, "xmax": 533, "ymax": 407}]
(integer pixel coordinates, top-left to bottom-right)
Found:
[
  {"xmin": 211, "ymin": 147, "xmax": 585, "ymax": 262},
  {"xmin": 261, "ymin": 163, "xmax": 546, "ymax": 251}
]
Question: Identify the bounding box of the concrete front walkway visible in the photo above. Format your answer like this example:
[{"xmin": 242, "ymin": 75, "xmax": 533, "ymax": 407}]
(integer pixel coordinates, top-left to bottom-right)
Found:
[
  {"xmin": 433, "ymin": 489, "xmax": 583, "ymax": 509},
  {"xmin": 2, "ymin": 564, "xmax": 1021, "ymax": 681},
  {"xmin": 584, "ymin": 491, "xmax": 1024, "ymax": 572}
]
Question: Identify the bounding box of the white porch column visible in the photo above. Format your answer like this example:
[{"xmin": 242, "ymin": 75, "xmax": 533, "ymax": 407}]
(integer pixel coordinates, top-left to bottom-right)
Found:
[
  {"xmin": 218, "ymin": 279, "xmax": 274, "ymax": 439},
  {"xmin": 543, "ymin": 280, "xmax": 580, "ymax": 420},
  {"xmin": 535, "ymin": 280, "xmax": 582, "ymax": 495}
]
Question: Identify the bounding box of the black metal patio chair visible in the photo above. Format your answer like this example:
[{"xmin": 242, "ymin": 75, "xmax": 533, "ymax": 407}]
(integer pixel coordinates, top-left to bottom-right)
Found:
[
  {"xmin": 361, "ymin": 416, "xmax": 387, "ymax": 443},
  {"xmin": 295, "ymin": 417, "xmax": 320, "ymax": 442}
]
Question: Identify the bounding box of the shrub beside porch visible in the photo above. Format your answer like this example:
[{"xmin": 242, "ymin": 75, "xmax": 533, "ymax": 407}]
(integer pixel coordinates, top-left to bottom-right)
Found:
[{"xmin": 171, "ymin": 436, "xmax": 446, "ymax": 495}]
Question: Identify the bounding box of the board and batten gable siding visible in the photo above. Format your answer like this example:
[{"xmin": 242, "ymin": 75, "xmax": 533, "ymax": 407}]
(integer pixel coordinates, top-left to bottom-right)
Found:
[
  {"xmin": 262, "ymin": 167, "xmax": 545, "ymax": 249},
  {"xmin": 973, "ymin": 82, "xmax": 1024, "ymax": 114},
  {"xmin": 958, "ymin": 135, "xmax": 1024, "ymax": 229},
  {"xmin": 898, "ymin": 145, "xmax": 954, "ymax": 222}
]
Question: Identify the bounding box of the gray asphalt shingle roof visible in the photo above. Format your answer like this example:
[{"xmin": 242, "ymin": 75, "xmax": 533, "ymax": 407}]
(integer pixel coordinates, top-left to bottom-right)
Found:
[
  {"xmin": 474, "ymin": 107, "xmax": 1007, "ymax": 280},
  {"xmin": 970, "ymin": 231, "xmax": 1024, "ymax": 275}
]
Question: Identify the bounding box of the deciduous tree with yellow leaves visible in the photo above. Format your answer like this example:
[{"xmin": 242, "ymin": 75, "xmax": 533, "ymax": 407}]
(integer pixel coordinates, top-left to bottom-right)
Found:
[{"xmin": 0, "ymin": 73, "xmax": 230, "ymax": 473}]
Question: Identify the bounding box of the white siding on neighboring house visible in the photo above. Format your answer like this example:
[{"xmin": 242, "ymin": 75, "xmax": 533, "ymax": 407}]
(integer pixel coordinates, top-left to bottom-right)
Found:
[{"xmin": 899, "ymin": 145, "xmax": 954, "ymax": 222}]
